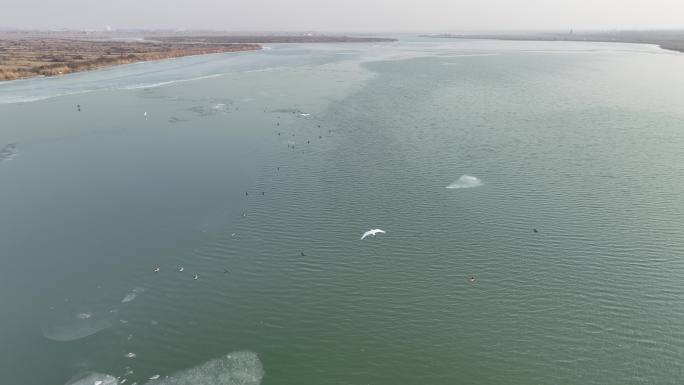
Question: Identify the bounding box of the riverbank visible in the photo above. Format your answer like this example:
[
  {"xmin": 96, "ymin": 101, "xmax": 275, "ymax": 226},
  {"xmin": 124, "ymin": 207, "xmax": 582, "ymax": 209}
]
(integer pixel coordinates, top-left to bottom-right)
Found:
[
  {"xmin": 420, "ymin": 30, "xmax": 684, "ymax": 53},
  {"xmin": 0, "ymin": 31, "xmax": 398, "ymax": 82},
  {"xmin": 0, "ymin": 38, "xmax": 261, "ymax": 81}
]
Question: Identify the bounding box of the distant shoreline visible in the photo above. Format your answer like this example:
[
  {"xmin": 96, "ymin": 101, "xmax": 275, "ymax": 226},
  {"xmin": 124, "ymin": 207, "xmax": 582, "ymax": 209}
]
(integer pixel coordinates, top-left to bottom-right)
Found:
[
  {"xmin": 0, "ymin": 33, "xmax": 397, "ymax": 82},
  {"xmin": 146, "ymin": 35, "xmax": 397, "ymax": 44},
  {"xmin": 420, "ymin": 31, "xmax": 684, "ymax": 54}
]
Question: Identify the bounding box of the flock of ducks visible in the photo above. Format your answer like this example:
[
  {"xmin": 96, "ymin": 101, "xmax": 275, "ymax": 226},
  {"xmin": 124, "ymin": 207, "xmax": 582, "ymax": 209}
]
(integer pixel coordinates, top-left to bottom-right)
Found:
[{"xmin": 143, "ymin": 109, "xmax": 382, "ymax": 284}]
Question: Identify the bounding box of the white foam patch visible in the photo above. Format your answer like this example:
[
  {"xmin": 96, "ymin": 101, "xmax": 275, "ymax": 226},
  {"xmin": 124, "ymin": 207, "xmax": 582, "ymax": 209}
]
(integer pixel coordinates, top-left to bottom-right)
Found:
[
  {"xmin": 144, "ymin": 351, "xmax": 263, "ymax": 385},
  {"xmin": 446, "ymin": 175, "xmax": 483, "ymax": 189},
  {"xmin": 64, "ymin": 372, "xmax": 118, "ymax": 385},
  {"xmin": 121, "ymin": 287, "xmax": 145, "ymax": 303}
]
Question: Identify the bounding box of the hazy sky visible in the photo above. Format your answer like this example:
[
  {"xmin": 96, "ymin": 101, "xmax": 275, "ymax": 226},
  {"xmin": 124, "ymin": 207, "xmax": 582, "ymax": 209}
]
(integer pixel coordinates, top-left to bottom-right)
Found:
[{"xmin": 1, "ymin": 0, "xmax": 682, "ymax": 31}]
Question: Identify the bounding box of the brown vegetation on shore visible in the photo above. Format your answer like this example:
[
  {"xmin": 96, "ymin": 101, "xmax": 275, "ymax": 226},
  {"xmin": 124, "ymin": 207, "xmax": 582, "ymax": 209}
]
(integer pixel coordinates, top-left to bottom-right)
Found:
[
  {"xmin": 0, "ymin": 31, "xmax": 398, "ymax": 81},
  {"xmin": 0, "ymin": 39, "xmax": 261, "ymax": 81}
]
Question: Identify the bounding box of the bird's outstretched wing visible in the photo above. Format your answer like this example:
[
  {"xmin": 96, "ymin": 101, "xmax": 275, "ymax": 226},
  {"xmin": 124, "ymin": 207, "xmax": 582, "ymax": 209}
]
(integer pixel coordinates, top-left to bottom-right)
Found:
[{"xmin": 362, "ymin": 229, "xmax": 385, "ymax": 239}]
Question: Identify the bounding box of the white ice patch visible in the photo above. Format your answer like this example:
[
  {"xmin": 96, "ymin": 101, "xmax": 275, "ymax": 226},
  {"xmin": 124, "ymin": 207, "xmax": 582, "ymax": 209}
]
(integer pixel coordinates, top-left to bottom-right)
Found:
[
  {"xmin": 143, "ymin": 351, "xmax": 263, "ymax": 385},
  {"xmin": 121, "ymin": 287, "xmax": 145, "ymax": 303},
  {"xmin": 212, "ymin": 103, "xmax": 229, "ymax": 111},
  {"xmin": 446, "ymin": 175, "xmax": 483, "ymax": 189},
  {"xmin": 0, "ymin": 143, "xmax": 18, "ymax": 162}
]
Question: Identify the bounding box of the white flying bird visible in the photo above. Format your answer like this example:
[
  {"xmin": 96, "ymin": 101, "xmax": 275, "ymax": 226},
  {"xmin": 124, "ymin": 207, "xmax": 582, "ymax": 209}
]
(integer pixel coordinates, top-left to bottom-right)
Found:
[{"xmin": 361, "ymin": 228, "xmax": 386, "ymax": 240}]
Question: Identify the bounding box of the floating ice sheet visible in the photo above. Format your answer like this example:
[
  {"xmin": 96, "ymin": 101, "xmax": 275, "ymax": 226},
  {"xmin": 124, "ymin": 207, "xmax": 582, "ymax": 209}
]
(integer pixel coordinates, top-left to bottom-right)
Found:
[
  {"xmin": 144, "ymin": 351, "xmax": 263, "ymax": 385},
  {"xmin": 64, "ymin": 371, "xmax": 118, "ymax": 385},
  {"xmin": 43, "ymin": 313, "xmax": 113, "ymax": 342}
]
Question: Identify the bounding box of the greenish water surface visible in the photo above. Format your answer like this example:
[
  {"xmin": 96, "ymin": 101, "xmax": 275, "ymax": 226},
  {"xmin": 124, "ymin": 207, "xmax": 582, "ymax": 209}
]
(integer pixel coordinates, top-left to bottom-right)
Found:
[{"xmin": 1, "ymin": 40, "xmax": 684, "ymax": 385}]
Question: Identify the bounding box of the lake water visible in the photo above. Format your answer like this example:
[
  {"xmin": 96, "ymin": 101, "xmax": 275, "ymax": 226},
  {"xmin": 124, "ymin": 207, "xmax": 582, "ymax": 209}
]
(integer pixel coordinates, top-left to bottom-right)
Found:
[{"xmin": 2, "ymin": 38, "xmax": 684, "ymax": 385}]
